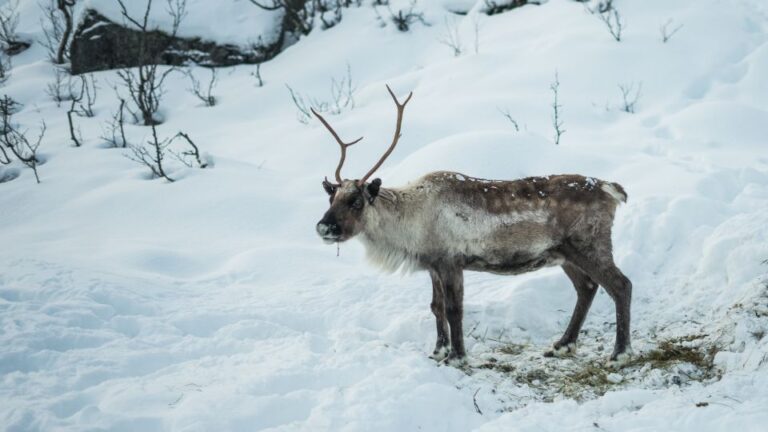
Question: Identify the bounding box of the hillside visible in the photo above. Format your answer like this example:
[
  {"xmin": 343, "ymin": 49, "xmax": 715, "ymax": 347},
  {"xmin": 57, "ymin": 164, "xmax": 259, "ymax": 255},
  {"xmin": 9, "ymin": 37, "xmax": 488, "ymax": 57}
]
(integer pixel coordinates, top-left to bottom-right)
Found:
[{"xmin": 1, "ymin": 0, "xmax": 767, "ymax": 430}]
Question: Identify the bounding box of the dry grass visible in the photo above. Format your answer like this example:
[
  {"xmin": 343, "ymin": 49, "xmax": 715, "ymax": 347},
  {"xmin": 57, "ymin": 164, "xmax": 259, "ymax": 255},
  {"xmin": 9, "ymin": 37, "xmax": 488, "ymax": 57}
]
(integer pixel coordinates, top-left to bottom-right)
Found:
[{"xmin": 471, "ymin": 335, "xmax": 722, "ymax": 402}]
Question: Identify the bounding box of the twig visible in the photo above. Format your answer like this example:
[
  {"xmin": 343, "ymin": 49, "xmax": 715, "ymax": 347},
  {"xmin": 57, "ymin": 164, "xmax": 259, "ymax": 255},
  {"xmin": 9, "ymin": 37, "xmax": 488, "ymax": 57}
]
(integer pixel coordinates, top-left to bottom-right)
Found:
[
  {"xmin": 497, "ymin": 107, "xmax": 519, "ymax": 131},
  {"xmin": 473, "ymin": 388, "xmax": 483, "ymax": 415},
  {"xmin": 550, "ymin": 71, "xmax": 565, "ymax": 145},
  {"xmin": 171, "ymin": 131, "xmax": 207, "ymax": 168},
  {"xmin": 251, "ymin": 63, "xmax": 264, "ymax": 87},
  {"xmin": 660, "ymin": 18, "xmax": 683, "ymax": 43}
]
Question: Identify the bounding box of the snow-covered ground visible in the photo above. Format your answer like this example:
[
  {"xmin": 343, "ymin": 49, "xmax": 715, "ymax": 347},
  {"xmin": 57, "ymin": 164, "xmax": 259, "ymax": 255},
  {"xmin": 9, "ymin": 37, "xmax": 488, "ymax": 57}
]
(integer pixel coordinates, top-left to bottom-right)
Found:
[{"xmin": 2, "ymin": 0, "xmax": 768, "ymax": 430}]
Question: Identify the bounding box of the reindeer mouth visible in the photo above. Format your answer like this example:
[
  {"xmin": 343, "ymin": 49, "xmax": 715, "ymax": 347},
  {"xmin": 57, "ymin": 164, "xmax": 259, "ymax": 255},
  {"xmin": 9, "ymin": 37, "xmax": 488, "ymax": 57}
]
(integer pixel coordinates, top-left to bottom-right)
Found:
[{"xmin": 321, "ymin": 236, "xmax": 341, "ymax": 244}]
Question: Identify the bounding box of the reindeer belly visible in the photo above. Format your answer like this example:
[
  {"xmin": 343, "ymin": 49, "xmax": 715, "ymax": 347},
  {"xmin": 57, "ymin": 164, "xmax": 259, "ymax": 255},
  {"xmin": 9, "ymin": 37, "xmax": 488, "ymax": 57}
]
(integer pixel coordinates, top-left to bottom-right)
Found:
[
  {"xmin": 456, "ymin": 218, "xmax": 563, "ymax": 275},
  {"xmin": 463, "ymin": 250, "xmax": 563, "ymax": 275}
]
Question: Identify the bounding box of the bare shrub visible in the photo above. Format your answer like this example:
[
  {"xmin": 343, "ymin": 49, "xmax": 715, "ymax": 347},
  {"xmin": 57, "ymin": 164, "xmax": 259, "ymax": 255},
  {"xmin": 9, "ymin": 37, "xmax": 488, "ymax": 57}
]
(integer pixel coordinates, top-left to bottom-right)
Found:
[
  {"xmin": 126, "ymin": 123, "xmax": 174, "ymax": 181},
  {"xmin": 381, "ymin": 0, "xmax": 428, "ymax": 32},
  {"xmin": 45, "ymin": 66, "xmax": 76, "ymax": 107},
  {"xmin": 170, "ymin": 131, "xmax": 207, "ymax": 168},
  {"xmin": 0, "ymin": 0, "xmax": 30, "ymax": 55},
  {"xmin": 588, "ymin": 1, "xmax": 625, "ymax": 42},
  {"xmin": 438, "ymin": 16, "xmax": 463, "ymax": 57},
  {"xmin": 116, "ymin": 0, "xmax": 185, "ymax": 126},
  {"xmin": 127, "ymin": 126, "xmax": 206, "ymax": 181},
  {"xmin": 117, "ymin": 65, "xmax": 174, "ymax": 125},
  {"xmin": 0, "ymin": 95, "xmax": 46, "ymax": 183},
  {"xmin": 185, "ymin": 67, "xmax": 217, "ymax": 107},
  {"xmin": 116, "ymin": 0, "xmax": 205, "ymax": 182},
  {"xmin": 287, "ymin": 64, "xmax": 355, "ymax": 123},
  {"xmin": 618, "ymin": 81, "xmax": 642, "ymax": 113}
]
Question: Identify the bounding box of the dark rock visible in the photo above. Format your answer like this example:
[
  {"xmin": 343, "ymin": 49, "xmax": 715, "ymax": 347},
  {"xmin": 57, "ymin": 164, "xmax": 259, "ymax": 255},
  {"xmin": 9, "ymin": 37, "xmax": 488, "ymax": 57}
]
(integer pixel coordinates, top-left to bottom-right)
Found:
[
  {"xmin": 70, "ymin": 9, "xmax": 278, "ymax": 74},
  {"xmin": 482, "ymin": 0, "xmax": 538, "ymax": 16},
  {"xmin": 3, "ymin": 40, "xmax": 31, "ymax": 56}
]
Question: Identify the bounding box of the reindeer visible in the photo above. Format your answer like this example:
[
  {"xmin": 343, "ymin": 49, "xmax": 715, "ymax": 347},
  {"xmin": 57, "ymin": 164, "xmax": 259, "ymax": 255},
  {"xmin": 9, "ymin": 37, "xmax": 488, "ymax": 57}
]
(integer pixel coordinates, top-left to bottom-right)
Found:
[{"xmin": 314, "ymin": 86, "xmax": 632, "ymax": 364}]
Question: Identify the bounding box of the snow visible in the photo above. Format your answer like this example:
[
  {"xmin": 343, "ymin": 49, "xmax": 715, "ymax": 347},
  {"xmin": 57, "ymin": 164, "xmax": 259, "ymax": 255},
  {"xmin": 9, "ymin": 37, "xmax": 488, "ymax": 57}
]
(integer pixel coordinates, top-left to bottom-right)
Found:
[{"xmin": 2, "ymin": 0, "xmax": 768, "ymax": 430}]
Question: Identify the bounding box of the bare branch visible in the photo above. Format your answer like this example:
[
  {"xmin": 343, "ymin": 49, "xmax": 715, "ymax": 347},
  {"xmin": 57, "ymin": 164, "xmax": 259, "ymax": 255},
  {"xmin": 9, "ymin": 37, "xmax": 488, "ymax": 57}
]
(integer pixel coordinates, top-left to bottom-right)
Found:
[
  {"xmin": 77, "ymin": 74, "xmax": 98, "ymax": 117},
  {"xmin": 101, "ymin": 97, "xmax": 128, "ymax": 148},
  {"xmin": 251, "ymin": 63, "xmax": 264, "ymax": 87},
  {"xmin": 588, "ymin": 1, "xmax": 624, "ymax": 42},
  {"xmin": 117, "ymin": 0, "xmax": 151, "ymax": 32},
  {"xmin": 660, "ymin": 18, "xmax": 683, "ymax": 43},
  {"xmin": 550, "ymin": 71, "xmax": 564, "ymax": 145},
  {"xmin": 497, "ymin": 107, "xmax": 519, "ymax": 131},
  {"xmin": 67, "ymin": 95, "xmax": 82, "ymax": 147},
  {"xmin": 56, "ymin": 0, "xmax": 76, "ymax": 64},
  {"xmin": 170, "ymin": 131, "xmax": 207, "ymax": 168}
]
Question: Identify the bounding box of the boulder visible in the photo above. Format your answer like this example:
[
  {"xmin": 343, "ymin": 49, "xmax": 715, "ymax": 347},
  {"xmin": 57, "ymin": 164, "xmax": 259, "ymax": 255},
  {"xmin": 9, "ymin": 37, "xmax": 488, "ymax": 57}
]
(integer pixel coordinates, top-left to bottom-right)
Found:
[{"xmin": 70, "ymin": 9, "xmax": 276, "ymax": 74}]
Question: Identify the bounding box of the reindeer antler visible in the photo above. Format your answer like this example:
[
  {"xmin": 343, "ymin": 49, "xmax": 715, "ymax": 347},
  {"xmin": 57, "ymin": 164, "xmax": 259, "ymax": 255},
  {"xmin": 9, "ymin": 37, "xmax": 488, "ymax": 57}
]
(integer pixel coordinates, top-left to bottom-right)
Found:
[
  {"xmin": 311, "ymin": 108, "xmax": 363, "ymax": 183},
  {"xmin": 312, "ymin": 85, "xmax": 413, "ymax": 185},
  {"xmin": 358, "ymin": 85, "xmax": 413, "ymax": 185}
]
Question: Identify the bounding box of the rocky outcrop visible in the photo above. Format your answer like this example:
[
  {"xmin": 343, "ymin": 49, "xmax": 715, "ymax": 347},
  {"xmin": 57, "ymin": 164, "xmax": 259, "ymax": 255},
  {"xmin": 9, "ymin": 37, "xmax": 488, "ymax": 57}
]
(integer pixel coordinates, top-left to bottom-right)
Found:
[{"xmin": 70, "ymin": 9, "xmax": 277, "ymax": 74}]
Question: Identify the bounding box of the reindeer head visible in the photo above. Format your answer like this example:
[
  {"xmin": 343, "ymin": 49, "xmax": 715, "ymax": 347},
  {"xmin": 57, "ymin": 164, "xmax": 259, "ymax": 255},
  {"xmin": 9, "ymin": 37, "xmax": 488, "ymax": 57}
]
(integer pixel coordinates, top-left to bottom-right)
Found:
[{"xmin": 315, "ymin": 85, "xmax": 412, "ymax": 244}]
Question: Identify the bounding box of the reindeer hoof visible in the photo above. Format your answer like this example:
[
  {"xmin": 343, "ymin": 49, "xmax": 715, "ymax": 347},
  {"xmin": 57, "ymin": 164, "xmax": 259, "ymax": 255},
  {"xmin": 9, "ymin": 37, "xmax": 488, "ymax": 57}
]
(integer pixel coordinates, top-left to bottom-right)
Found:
[
  {"xmin": 543, "ymin": 342, "xmax": 576, "ymax": 358},
  {"xmin": 430, "ymin": 346, "xmax": 451, "ymax": 362},
  {"xmin": 606, "ymin": 349, "xmax": 633, "ymax": 368},
  {"xmin": 444, "ymin": 352, "xmax": 468, "ymax": 367}
]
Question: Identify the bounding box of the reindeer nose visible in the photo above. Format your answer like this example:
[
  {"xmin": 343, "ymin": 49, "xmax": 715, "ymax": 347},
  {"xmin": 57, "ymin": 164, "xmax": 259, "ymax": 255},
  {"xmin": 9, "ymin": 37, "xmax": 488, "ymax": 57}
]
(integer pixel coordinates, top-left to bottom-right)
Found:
[{"xmin": 316, "ymin": 222, "xmax": 340, "ymax": 237}]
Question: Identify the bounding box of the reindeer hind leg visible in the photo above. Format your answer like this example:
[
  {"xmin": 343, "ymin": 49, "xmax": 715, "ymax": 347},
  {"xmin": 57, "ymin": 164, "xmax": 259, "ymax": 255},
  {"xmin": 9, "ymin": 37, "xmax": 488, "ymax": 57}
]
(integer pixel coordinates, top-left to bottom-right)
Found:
[
  {"xmin": 544, "ymin": 263, "xmax": 598, "ymax": 358},
  {"xmin": 559, "ymin": 241, "xmax": 632, "ymax": 363}
]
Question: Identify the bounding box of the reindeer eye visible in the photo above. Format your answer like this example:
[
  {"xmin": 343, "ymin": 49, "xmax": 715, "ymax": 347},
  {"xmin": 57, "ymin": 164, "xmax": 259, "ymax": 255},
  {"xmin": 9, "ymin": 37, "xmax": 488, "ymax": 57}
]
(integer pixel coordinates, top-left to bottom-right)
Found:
[{"xmin": 350, "ymin": 196, "xmax": 364, "ymax": 209}]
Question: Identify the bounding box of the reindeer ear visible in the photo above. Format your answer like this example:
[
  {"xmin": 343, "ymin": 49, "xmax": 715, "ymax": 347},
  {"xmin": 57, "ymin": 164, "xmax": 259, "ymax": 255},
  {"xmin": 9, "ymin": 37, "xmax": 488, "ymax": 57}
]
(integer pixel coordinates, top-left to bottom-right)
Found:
[
  {"xmin": 366, "ymin": 178, "xmax": 382, "ymax": 203},
  {"xmin": 322, "ymin": 179, "xmax": 337, "ymax": 196}
]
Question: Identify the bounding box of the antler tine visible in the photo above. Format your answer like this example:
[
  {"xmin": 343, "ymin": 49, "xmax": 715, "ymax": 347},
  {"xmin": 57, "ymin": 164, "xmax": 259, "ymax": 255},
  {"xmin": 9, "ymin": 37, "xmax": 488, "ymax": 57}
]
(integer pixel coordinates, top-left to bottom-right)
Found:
[
  {"xmin": 311, "ymin": 108, "xmax": 363, "ymax": 183},
  {"xmin": 358, "ymin": 85, "xmax": 413, "ymax": 185}
]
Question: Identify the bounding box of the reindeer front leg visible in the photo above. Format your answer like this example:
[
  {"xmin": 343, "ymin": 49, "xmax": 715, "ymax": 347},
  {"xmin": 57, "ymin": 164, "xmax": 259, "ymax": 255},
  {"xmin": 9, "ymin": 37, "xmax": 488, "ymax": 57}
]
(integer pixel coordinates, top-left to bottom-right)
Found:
[
  {"xmin": 441, "ymin": 266, "xmax": 467, "ymax": 363},
  {"xmin": 429, "ymin": 270, "xmax": 451, "ymax": 361}
]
